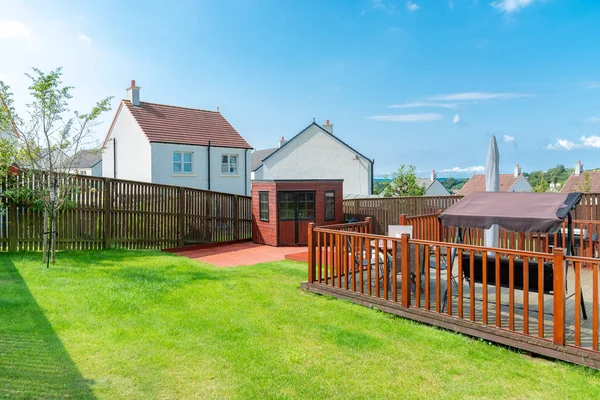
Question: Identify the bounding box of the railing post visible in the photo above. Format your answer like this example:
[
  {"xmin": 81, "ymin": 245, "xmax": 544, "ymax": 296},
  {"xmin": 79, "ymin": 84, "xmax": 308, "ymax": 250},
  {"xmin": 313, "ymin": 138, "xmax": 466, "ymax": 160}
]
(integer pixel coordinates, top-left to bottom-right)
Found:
[
  {"xmin": 553, "ymin": 247, "xmax": 566, "ymax": 346},
  {"xmin": 365, "ymin": 217, "xmax": 372, "ymax": 234},
  {"xmin": 8, "ymin": 201, "xmax": 17, "ymax": 251},
  {"xmin": 179, "ymin": 186, "xmax": 185, "ymax": 247},
  {"xmin": 401, "ymin": 233, "xmax": 411, "ymax": 307},
  {"xmin": 308, "ymin": 222, "xmax": 316, "ymax": 283},
  {"xmin": 399, "ymin": 214, "xmax": 407, "ymax": 225},
  {"xmin": 437, "ymin": 209, "xmax": 443, "ymax": 242},
  {"xmin": 103, "ymin": 179, "xmax": 112, "ymax": 249}
]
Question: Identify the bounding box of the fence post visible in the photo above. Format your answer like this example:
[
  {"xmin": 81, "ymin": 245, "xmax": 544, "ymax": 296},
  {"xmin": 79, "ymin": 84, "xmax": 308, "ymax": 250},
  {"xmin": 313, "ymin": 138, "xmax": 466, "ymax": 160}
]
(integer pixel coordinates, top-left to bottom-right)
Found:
[
  {"xmin": 233, "ymin": 195, "xmax": 239, "ymax": 240},
  {"xmin": 365, "ymin": 217, "xmax": 372, "ymax": 234},
  {"xmin": 103, "ymin": 179, "xmax": 112, "ymax": 249},
  {"xmin": 308, "ymin": 222, "xmax": 316, "ymax": 283},
  {"xmin": 401, "ymin": 233, "xmax": 411, "ymax": 307},
  {"xmin": 553, "ymin": 247, "xmax": 566, "ymax": 346},
  {"xmin": 399, "ymin": 214, "xmax": 407, "ymax": 225},
  {"xmin": 8, "ymin": 202, "xmax": 17, "ymax": 251},
  {"xmin": 179, "ymin": 186, "xmax": 185, "ymax": 247}
]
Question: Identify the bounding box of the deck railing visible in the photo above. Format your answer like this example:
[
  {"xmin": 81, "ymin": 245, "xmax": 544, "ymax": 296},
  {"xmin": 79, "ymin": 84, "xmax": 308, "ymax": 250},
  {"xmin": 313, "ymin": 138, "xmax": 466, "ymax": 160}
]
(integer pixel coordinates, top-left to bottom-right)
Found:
[{"xmin": 306, "ymin": 222, "xmax": 600, "ymax": 367}]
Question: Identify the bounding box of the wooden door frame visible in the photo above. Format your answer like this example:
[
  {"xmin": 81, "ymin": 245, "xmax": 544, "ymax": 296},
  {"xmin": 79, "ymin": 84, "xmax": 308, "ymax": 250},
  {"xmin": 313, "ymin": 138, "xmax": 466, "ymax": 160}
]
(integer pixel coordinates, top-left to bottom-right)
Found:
[{"xmin": 277, "ymin": 190, "xmax": 316, "ymax": 245}]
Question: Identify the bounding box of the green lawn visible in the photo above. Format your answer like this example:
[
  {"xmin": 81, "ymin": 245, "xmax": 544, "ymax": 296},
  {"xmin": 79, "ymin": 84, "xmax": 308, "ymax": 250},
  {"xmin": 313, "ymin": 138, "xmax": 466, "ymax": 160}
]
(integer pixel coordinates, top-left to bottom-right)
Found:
[{"xmin": 2, "ymin": 251, "xmax": 600, "ymax": 399}]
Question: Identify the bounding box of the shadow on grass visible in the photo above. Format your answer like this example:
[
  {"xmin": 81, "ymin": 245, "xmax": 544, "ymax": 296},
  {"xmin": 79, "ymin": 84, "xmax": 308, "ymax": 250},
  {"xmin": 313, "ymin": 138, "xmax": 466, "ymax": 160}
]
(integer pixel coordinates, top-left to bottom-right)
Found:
[{"xmin": 0, "ymin": 256, "xmax": 96, "ymax": 399}]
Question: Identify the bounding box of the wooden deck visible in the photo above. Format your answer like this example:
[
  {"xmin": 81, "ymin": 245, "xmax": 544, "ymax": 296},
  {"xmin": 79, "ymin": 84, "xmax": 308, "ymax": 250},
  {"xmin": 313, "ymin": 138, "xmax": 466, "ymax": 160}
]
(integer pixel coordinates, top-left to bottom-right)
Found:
[{"xmin": 306, "ymin": 221, "xmax": 600, "ymax": 369}]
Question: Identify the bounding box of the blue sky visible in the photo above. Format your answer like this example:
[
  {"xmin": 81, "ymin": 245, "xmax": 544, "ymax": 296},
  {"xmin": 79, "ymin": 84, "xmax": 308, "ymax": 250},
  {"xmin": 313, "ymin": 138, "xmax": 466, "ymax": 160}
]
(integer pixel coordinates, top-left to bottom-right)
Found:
[{"xmin": 1, "ymin": 0, "xmax": 600, "ymax": 177}]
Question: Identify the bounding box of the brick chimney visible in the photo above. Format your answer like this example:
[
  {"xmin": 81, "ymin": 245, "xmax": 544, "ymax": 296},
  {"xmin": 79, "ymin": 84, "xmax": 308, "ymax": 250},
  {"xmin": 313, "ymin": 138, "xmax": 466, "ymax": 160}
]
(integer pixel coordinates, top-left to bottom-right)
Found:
[
  {"xmin": 514, "ymin": 163, "xmax": 521, "ymax": 178},
  {"xmin": 430, "ymin": 169, "xmax": 437, "ymax": 181},
  {"xmin": 278, "ymin": 136, "xmax": 286, "ymax": 148},
  {"xmin": 126, "ymin": 80, "xmax": 140, "ymax": 107},
  {"xmin": 322, "ymin": 120, "xmax": 333, "ymax": 134},
  {"xmin": 575, "ymin": 160, "xmax": 583, "ymax": 176}
]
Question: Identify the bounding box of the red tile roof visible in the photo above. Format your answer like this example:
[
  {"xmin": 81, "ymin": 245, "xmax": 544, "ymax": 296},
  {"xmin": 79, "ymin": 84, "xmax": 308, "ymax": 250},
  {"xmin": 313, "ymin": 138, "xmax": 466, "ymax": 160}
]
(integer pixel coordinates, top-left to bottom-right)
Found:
[
  {"xmin": 120, "ymin": 100, "xmax": 252, "ymax": 149},
  {"xmin": 560, "ymin": 171, "xmax": 600, "ymax": 193},
  {"xmin": 458, "ymin": 174, "xmax": 523, "ymax": 195}
]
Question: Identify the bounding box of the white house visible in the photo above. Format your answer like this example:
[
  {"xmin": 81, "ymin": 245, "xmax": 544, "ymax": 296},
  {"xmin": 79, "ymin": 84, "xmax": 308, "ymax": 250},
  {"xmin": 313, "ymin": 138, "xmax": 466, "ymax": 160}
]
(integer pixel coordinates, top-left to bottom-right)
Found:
[
  {"xmin": 417, "ymin": 170, "xmax": 450, "ymax": 196},
  {"xmin": 252, "ymin": 121, "xmax": 374, "ymax": 196},
  {"xmin": 459, "ymin": 164, "xmax": 532, "ymax": 195},
  {"xmin": 102, "ymin": 81, "xmax": 253, "ymax": 195}
]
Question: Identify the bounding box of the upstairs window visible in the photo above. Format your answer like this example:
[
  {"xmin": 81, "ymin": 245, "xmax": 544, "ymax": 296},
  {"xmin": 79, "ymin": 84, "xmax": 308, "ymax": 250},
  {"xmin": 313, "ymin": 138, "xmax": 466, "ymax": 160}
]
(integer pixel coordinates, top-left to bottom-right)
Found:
[
  {"xmin": 325, "ymin": 191, "xmax": 335, "ymax": 221},
  {"xmin": 221, "ymin": 154, "xmax": 238, "ymax": 175},
  {"xmin": 173, "ymin": 152, "xmax": 193, "ymax": 174},
  {"xmin": 259, "ymin": 192, "xmax": 269, "ymax": 221}
]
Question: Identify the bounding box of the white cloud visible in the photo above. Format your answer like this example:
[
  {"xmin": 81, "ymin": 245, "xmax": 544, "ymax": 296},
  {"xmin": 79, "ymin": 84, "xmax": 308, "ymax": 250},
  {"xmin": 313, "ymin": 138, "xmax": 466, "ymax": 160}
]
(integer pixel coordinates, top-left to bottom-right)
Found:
[
  {"xmin": 547, "ymin": 136, "xmax": 600, "ymax": 150},
  {"xmin": 428, "ymin": 92, "xmax": 534, "ymax": 101},
  {"xmin": 580, "ymin": 136, "xmax": 600, "ymax": 148},
  {"xmin": 388, "ymin": 102, "xmax": 458, "ymax": 109},
  {"xmin": 546, "ymin": 139, "xmax": 579, "ymax": 151},
  {"xmin": 371, "ymin": 0, "xmax": 386, "ymax": 9},
  {"xmin": 0, "ymin": 20, "xmax": 31, "ymax": 39},
  {"xmin": 440, "ymin": 166, "xmax": 485, "ymax": 173},
  {"xmin": 503, "ymin": 134, "xmax": 515, "ymax": 142},
  {"xmin": 586, "ymin": 117, "xmax": 600, "ymax": 123},
  {"xmin": 583, "ymin": 82, "xmax": 600, "ymax": 90},
  {"xmin": 490, "ymin": 0, "xmax": 537, "ymax": 14},
  {"xmin": 406, "ymin": 1, "xmax": 419, "ymax": 12},
  {"xmin": 367, "ymin": 113, "xmax": 443, "ymax": 122},
  {"xmin": 78, "ymin": 34, "xmax": 91, "ymax": 45},
  {"xmin": 452, "ymin": 114, "xmax": 461, "ymax": 124}
]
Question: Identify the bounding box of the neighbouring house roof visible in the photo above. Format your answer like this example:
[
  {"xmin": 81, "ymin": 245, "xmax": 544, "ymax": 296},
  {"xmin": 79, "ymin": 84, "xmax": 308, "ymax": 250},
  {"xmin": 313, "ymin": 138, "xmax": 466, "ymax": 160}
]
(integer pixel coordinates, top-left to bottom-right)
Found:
[
  {"xmin": 252, "ymin": 122, "xmax": 373, "ymax": 172},
  {"xmin": 104, "ymin": 100, "xmax": 252, "ymax": 149},
  {"xmin": 560, "ymin": 171, "xmax": 600, "ymax": 193},
  {"xmin": 417, "ymin": 178, "xmax": 435, "ymax": 191},
  {"xmin": 458, "ymin": 174, "xmax": 524, "ymax": 195},
  {"xmin": 251, "ymin": 148, "xmax": 277, "ymax": 171},
  {"xmin": 70, "ymin": 149, "xmax": 102, "ymax": 169}
]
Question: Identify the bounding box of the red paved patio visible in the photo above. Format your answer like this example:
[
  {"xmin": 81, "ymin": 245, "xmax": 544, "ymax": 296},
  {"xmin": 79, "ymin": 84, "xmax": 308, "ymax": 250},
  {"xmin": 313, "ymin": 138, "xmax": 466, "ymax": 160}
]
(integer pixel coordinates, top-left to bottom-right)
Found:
[{"xmin": 168, "ymin": 241, "xmax": 308, "ymax": 267}]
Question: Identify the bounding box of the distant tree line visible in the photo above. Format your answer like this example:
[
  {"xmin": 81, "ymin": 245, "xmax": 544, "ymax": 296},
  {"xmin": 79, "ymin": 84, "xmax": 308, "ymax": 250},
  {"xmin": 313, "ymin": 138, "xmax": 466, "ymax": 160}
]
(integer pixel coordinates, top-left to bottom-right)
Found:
[
  {"xmin": 523, "ymin": 164, "xmax": 573, "ymax": 192},
  {"xmin": 440, "ymin": 177, "xmax": 468, "ymax": 194}
]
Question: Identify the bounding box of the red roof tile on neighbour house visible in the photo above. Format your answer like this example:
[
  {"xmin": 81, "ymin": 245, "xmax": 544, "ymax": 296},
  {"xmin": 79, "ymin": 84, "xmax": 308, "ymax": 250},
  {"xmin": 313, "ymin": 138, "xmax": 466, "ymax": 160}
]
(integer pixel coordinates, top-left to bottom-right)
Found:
[
  {"xmin": 458, "ymin": 174, "xmax": 522, "ymax": 195},
  {"xmin": 118, "ymin": 100, "xmax": 252, "ymax": 149},
  {"xmin": 560, "ymin": 171, "xmax": 600, "ymax": 193}
]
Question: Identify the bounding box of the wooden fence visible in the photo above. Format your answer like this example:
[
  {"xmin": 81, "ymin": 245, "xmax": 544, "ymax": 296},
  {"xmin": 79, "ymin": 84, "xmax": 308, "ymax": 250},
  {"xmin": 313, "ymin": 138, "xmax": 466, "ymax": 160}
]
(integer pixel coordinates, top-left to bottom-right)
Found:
[
  {"xmin": 0, "ymin": 175, "xmax": 252, "ymax": 251},
  {"xmin": 343, "ymin": 196, "xmax": 462, "ymax": 235},
  {"xmin": 344, "ymin": 193, "xmax": 600, "ymax": 235}
]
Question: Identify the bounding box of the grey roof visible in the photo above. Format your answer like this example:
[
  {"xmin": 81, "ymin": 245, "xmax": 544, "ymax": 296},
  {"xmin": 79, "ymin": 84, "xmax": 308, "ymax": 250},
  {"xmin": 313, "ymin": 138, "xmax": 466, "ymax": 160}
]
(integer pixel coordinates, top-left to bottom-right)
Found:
[
  {"xmin": 251, "ymin": 148, "xmax": 278, "ymax": 171},
  {"xmin": 343, "ymin": 193, "xmax": 383, "ymax": 199},
  {"xmin": 70, "ymin": 149, "xmax": 102, "ymax": 168},
  {"xmin": 417, "ymin": 178, "xmax": 435, "ymax": 191}
]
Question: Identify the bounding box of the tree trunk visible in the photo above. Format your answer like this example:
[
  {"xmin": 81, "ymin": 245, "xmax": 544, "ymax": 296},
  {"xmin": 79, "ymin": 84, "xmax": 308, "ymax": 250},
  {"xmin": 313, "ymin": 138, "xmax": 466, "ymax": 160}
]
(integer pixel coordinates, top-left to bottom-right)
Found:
[
  {"xmin": 51, "ymin": 208, "xmax": 57, "ymax": 263},
  {"xmin": 42, "ymin": 207, "xmax": 48, "ymax": 264}
]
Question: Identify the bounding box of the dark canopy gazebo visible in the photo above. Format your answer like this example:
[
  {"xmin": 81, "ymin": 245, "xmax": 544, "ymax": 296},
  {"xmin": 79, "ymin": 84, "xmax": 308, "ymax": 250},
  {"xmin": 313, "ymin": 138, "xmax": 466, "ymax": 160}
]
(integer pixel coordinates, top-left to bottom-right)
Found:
[
  {"xmin": 438, "ymin": 191, "xmax": 586, "ymax": 318},
  {"xmin": 439, "ymin": 192, "xmax": 582, "ymax": 234}
]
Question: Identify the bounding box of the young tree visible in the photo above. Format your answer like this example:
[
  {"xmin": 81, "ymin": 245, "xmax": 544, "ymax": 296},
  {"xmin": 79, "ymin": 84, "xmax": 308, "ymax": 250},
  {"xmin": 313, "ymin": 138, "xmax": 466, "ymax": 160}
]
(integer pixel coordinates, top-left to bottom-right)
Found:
[
  {"xmin": 382, "ymin": 165, "xmax": 426, "ymax": 197},
  {"xmin": 579, "ymin": 171, "xmax": 592, "ymax": 193},
  {"xmin": 0, "ymin": 68, "xmax": 112, "ymax": 264}
]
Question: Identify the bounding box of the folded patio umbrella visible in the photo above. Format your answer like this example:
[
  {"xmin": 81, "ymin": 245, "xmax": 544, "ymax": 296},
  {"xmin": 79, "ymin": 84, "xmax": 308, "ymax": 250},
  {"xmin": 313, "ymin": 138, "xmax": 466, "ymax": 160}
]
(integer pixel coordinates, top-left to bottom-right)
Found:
[
  {"xmin": 439, "ymin": 192, "xmax": 582, "ymax": 233},
  {"xmin": 484, "ymin": 135, "xmax": 500, "ymax": 247}
]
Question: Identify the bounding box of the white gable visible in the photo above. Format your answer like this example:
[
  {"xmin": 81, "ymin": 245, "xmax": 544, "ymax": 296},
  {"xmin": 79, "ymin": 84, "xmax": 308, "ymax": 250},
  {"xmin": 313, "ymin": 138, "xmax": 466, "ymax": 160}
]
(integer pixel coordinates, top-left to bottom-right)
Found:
[{"xmin": 259, "ymin": 124, "xmax": 372, "ymax": 195}]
